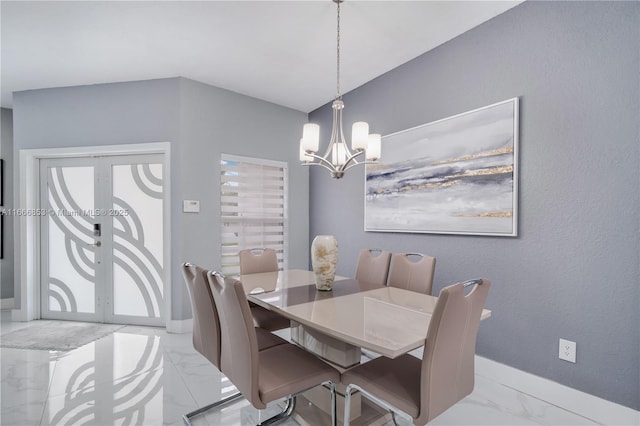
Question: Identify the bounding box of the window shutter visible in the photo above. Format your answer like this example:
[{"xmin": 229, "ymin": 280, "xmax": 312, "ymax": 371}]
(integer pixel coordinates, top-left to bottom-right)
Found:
[{"xmin": 220, "ymin": 155, "xmax": 288, "ymax": 276}]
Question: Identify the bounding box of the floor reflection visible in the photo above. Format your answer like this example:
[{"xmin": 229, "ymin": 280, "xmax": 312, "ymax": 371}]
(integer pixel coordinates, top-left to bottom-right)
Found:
[
  {"xmin": 0, "ymin": 312, "xmax": 602, "ymax": 426},
  {"xmin": 44, "ymin": 333, "xmax": 164, "ymax": 425}
]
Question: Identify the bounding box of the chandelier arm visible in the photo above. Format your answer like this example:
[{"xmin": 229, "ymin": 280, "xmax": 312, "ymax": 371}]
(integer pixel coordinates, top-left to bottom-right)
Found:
[
  {"xmin": 337, "ymin": 109, "xmax": 352, "ymax": 156},
  {"xmin": 322, "ymin": 104, "xmax": 342, "ymax": 158},
  {"xmin": 302, "ymin": 162, "xmax": 340, "ymax": 175},
  {"xmin": 302, "ymin": 159, "xmax": 336, "ymax": 172},
  {"xmin": 343, "ymin": 150, "xmax": 363, "ymax": 167},
  {"xmin": 343, "ymin": 160, "xmax": 364, "ymax": 173},
  {"xmin": 337, "ymin": 138, "xmax": 357, "ymax": 160},
  {"xmin": 341, "ymin": 151, "xmax": 367, "ymax": 172},
  {"xmin": 323, "ymin": 100, "xmax": 353, "ymax": 159},
  {"xmin": 304, "ymin": 151, "xmax": 342, "ymax": 171}
]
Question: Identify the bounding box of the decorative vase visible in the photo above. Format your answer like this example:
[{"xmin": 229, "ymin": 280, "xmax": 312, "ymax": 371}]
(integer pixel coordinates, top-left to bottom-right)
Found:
[{"xmin": 311, "ymin": 235, "xmax": 338, "ymax": 291}]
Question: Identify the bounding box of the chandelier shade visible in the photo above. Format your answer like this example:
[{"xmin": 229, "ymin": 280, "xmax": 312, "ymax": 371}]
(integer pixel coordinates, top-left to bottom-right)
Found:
[{"xmin": 299, "ymin": 0, "xmax": 381, "ymax": 179}]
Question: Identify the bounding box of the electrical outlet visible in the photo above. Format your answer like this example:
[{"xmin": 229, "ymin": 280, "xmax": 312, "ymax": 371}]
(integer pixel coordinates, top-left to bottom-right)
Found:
[{"xmin": 559, "ymin": 338, "xmax": 576, "ymax": 363}]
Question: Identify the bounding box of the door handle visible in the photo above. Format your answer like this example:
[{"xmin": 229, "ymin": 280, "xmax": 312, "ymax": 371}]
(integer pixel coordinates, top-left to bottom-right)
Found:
[{"xmin": 89, "ymin": 241, "xmax": 102, "ymax": 247}]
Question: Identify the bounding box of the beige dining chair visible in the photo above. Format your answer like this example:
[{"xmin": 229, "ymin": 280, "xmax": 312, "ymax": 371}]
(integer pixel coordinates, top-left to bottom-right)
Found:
[
  {"xmin": 239, "ymin": 248, "xmax": 291, "ymax": 331},
  {"xmin": 354, "ymin": 248, "xmax": 392, "ymax": 286},
  {"xmin": 239, "ymin": 247, "xmax": 279, "ymax": 274},
  {"xmin": 181, "ymin": 262, "xmax": 287, "ymax": 425},
  {"xmin": 342, "ymin": 279, "xmax": 491, "ymax": 426},
  {"xmin": 208, "ymin": 271, "xmax": 340, "ymax": 426},
  {"xmin": 387, "ymin": 252, "xmax": 436, "ymax": 295}
]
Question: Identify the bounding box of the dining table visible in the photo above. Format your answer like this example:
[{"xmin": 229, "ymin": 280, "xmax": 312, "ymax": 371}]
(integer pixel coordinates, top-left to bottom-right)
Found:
[{"xmin": 239, "ymin": 269, "xmax": 492, "ymax": 423}]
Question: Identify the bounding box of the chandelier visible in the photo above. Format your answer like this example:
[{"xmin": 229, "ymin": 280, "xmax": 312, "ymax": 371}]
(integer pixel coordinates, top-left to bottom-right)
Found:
[{"xmin": 299, "ymin": 0, "xmax": 381, "ymax": 179}]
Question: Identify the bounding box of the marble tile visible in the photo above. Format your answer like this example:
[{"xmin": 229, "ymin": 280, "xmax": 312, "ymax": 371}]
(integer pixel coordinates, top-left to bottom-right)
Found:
[
  {"xmin": 157, "ymin": 328, "xmax": 193, "ymax": 352},
  {"xmin": 40, "ymin": 360, "xmax": 197, "ymax": 426},
  {"xmin": 1, "ymin": 348, "xmax": 57, "ymax": 409},
  {"xmin": 202, "ymin": 399, "xmax": 300, "ymax": 426},
  {"xmin": 0, "ymin": 399, "xmax": 48, "ymax": 426},
  {"xmin": 118, "ymin": 324, "xmax": 165, "ymax": 337},
  {"xmin": 373, "ymin": 375, "xmax": 600, "ymax": 426},
  {"xmin": 47, "ymin": 332, "xmax": 165, "ymax": 398},
  {"xmin": 0, "ymin": 316, "xmax": 34, "ymax": 334},
  {"xmin": 438, "ymin": 375, "xmax": 600, "ymax": 426},
  {"xmin": 0, "ymin": 310, "xmax": 606, "ymax": 426},
  {"xmin": 161, "ymin": 336, "xmax": 207, "ymax": 370},
  {"xmin": 174, "ymin": 361, "xmax": 235, "ymax": 408}
]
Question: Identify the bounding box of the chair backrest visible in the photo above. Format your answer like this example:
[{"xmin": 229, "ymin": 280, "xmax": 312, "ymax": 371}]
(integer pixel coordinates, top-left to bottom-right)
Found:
[
  {"xmin": 181, "ymin": 263, "xmax": 221, "ymax": 368},
  {"xmin": 354, "ymin": 248, "xmax": 391, "ymax": 286},
  {"xmin": 417, "ymin": 279, "xmax": 491, "ymax": 424},
  {"xmin": 239, "ymin": 248, "xmax": 278, "ymax": 274},
  {"xmin": 387, "ymin": 253, "xmax": 436, "ymax": 295},
  {"xmin": 207, "ymin": 272, "xmax": 263, "ymax": 408}
]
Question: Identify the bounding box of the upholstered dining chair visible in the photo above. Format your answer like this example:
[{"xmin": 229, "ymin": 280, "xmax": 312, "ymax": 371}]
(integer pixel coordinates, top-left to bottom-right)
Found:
[
  {"xmin": 387, "ymin": 252, "xmax": 436, "ymax": 295},
  {"xmin": 239, "ymin": 248, "xmax": 291, "ymax": 331},
  {"xmin": 181, "ymin": 262, "xmax": 287, "ymax": 425},
  {"xmin": 208, "ymin": 271, "xmax": 340, "ymax": 426},
  {"xmin": 239, "ymin": 247, "xmax": 279, "ymax": 274},
  {"xmin": 354, "ymin": 248, "xmax": 392, "ymax": 286},
  {"xmin": 342, "ymin": 279, "xmax": 491, "ymax": 426}
]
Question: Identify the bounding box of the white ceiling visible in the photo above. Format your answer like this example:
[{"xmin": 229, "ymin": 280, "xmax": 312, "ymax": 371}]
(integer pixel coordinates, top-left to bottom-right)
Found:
[{"xmin": 1, "ymin": 1, "xmax": 523, "ymax": 112}]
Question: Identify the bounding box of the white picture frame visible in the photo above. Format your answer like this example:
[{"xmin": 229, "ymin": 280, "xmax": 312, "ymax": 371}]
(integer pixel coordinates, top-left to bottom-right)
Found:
[{"xmin": 365, "ymin": 98, "xmax": 519, "ymax": 236}]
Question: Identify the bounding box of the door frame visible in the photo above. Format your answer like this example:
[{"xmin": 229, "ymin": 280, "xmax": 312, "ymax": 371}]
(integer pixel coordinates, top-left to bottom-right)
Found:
[{"xmin": 14, "ymin": 142, "xmax": 172, "ymax": 329}]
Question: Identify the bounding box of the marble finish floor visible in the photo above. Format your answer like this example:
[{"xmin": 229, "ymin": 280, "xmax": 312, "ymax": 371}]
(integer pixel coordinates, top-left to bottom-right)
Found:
[{"xmin": 0, "ymin": 310, "xmax": 600, "ymax": 426}]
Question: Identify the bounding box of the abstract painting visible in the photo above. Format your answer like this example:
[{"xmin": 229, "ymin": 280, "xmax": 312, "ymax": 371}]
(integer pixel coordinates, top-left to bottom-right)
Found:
[
  {"xmin": 1, "ymin": 159, "xmax": 3, "ymax": 258},
  {"xmin": 365, "ymin": 98, "xmax": 519, "ymax": 236}
]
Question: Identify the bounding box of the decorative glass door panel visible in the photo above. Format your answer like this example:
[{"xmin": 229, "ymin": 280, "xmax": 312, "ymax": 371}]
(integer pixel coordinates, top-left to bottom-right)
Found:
[
  {"xmin": 42, "ymin": 162, "xmax": 99, "ymax": 320},
  {"xmin": 41, "ymin": 155, "xmax": 165, "ymax": 326},
  {"xmin": 109, "ymin": 159, "xmax": 164, "ymax": 323}
]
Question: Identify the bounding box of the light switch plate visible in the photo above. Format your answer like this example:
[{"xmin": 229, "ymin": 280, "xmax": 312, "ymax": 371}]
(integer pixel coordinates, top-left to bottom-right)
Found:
[{"xmin": 183, "ymin": 200, "xmax": 200, "ymax": 213}]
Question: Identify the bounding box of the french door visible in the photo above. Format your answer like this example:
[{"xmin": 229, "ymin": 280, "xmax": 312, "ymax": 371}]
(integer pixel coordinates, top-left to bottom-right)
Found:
[{"xmin": 40, "ymin": 154, "xmax": 165, "ymax": 326}]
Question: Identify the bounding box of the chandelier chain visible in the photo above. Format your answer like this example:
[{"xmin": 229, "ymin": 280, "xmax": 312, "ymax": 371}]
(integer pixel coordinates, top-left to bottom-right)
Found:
[{"xmin": 336, "ymin": 0, "xmax": 341, "ymax": 99}]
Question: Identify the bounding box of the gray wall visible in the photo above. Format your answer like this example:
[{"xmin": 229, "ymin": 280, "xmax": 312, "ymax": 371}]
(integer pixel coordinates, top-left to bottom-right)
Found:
[
  {"xmin": 1, "ymin": 108, "xmax": 14, "ymax": 299},
  {"xmin": 175, "ymin": 78, "xmax": 309, "ymax": 317},
  {"xmin": 12, "ymin": 78, "xmax": 180, "ymax": 312},
  {"xmin": 309, "ymin": 1, "xmax": 639, "ymax": 410},
  {"xmin": 12, "ymin": 77, "xmax": 308, "ymax": 320}
]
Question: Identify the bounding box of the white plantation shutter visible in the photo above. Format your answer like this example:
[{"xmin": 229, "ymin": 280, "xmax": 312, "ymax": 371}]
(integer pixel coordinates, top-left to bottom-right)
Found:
[{"xmin": 220, "ymin": 154, "xmax": 288, "ymax": 276}]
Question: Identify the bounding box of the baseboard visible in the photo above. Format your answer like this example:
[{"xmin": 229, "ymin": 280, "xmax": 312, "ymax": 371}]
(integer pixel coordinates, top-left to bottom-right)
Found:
[
  {"xmin": 11, "ymin": 308, "xmax": 31, "ymax": 321},
  {"xmin": 8, "ymin": 311, "xmax": 194, "ymax": 334},
  {"xmin": 167, "ymin": 318, "xmax": 192, "ymax": 334},
  {"xmin": 1, "ymin": 298, "xmax": 15, "ymax": 310},
  {"xmin": 475, "ymin": 356, "xmax": 639, "ymax": 425}
]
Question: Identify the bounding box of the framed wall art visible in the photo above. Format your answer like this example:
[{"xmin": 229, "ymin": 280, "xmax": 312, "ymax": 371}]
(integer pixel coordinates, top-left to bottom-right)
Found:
[
  {"xmin": 365, "ymin": 97, "xmax": 519, "ymax": 236},
  {"xmin": 0, "ymin": 159, "xmax": 3, "ymax": 258},
  {"xmin": 0, "ymin": 158, "xmax": 3, "ymax": 206}
]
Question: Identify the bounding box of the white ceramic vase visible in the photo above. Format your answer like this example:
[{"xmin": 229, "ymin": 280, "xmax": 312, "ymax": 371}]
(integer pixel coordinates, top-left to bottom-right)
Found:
[{"xmin": 311, "ymin": 235, "xmax": 338, "ymax": 291}]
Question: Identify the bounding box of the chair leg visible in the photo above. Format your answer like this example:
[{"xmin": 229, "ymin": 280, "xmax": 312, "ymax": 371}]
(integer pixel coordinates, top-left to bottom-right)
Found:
[
  {"xmin": 257, "ymin": 396, "xmax": 296, "ymax": 426},
  {"xmin": 255, "ymin": 381, "xmax": 337, "ymax": 426},
  {"xmin": 344, "ymin": 384, "xmax": 354, "ymax": 426},
  {"xmin": 325, "ymin": 382, "xmax": 337, "ymax": 426},
  {"xmin": 345, "ymin": 384, "xmax": 405, "ymax": 426},
  {"xmin": 182, "ymin": 391, "xmax": 244, "ymax": 425}
]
